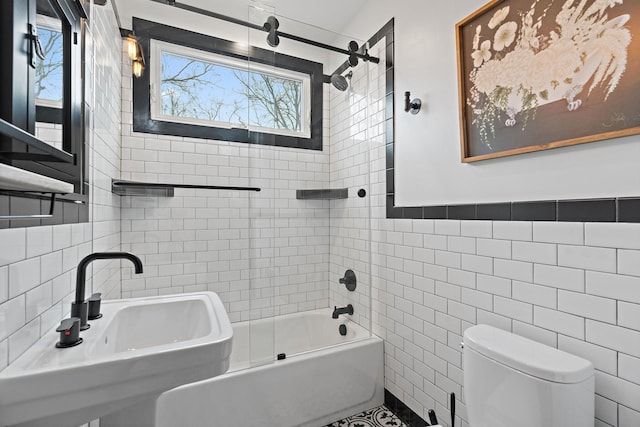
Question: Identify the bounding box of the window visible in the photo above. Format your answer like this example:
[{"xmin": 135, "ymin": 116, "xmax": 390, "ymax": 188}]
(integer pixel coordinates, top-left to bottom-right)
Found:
[
  {"xmin": 34, "ymin": 13, "xmax": 64, "ymax": 150},
  {"xmin": 133, "ymin": 18, "xmax": 324, "ymax": 151},
  {"xmin": 35, "ymin": 14, "xmax": 64, "ymax": 109},
  {"xmin": 151, "ymin": 41, "xmax": 311, "ymax": 139}
]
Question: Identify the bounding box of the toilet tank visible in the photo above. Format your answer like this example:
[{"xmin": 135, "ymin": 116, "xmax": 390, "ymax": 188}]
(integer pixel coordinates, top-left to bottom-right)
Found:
[{"xmin": 463, "ymin": 325, "xmax": 594, "ymax": 427}]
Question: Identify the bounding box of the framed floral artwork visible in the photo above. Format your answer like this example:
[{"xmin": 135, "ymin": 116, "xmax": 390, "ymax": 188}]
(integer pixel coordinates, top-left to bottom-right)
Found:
[{"xmin": 456, "ymin": 0, "xmax": 640, "ymax": 162}]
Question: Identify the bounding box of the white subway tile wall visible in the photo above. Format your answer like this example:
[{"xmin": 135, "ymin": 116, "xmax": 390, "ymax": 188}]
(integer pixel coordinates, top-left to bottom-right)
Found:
[
  {"xmin": 0, "ymin": 4, "xmax": 122, "ymax": 368},
  {"xmin": 329, "ymin": 38, "xmax": 386, "ymax": 329},
  {"xmin": 376, "ymin": 216, "xmax": 640, "ymax": 426},
  {"xmin": 88, "ymin": 1, "xmax": 125, "ymax": 299},
  {"xmin": 34, "ymin": 123, "xmax": 63, "ymax": 151},
  {"xmin": 118, "ymin": 49, "xmax": 333, "ymax": 322}
]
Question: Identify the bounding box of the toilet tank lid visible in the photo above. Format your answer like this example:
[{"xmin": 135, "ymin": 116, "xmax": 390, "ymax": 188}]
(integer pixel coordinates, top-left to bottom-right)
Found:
[{"xmin": 463, "ymin": 325, "xmax": 594, "ymax": 384}]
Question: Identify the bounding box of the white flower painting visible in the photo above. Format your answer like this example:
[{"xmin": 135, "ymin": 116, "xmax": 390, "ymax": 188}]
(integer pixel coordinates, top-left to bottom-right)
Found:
[{"xmin": 463, "ymin": 0, "xmax": 633, "ymax": 151}]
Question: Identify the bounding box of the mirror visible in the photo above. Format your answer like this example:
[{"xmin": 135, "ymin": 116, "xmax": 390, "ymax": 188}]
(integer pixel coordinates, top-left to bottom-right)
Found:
[{"xmin": 35, "ymin": 0, "xmax": 65, "ymax": 151}]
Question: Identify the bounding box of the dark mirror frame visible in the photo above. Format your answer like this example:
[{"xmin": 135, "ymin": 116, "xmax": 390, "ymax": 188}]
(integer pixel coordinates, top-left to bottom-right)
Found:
[{"xmin": 0, "ymin": 0, "xmax": 88, "ymax": 228}]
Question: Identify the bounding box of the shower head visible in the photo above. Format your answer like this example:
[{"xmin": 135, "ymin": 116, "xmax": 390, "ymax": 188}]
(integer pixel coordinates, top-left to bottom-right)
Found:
[
  {"xmin": 331, "ymin": 74, "xmax": 349, "ymax": 91},
  {"xmin": 324, "ymin": 71, "xmax": 353, "ymax": 92}
]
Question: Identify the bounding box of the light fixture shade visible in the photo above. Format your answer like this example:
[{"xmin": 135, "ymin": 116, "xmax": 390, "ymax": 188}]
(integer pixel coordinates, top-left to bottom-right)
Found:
[
  {"xmin": 127, "ymin": 37, "xmax": 139, "ymax": 60},
  {"xmin": 132, "ymin": 60, "xmax": 144, "ymax": 78}
]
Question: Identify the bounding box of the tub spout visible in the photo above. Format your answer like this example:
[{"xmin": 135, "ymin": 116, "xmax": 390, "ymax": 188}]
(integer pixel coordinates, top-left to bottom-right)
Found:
[{"xmin": 332, "ymin": 304, "xmax": 354, "ymax": 319}]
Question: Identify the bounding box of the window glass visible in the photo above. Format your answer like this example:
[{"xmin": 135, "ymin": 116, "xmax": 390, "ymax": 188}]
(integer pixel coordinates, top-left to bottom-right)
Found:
[
  {"xmin": 35, "ymin": 15, "xmax": 63, "ymax": 108},
  {"xmin": 152, "ymin": 41, "xmax": 310, "ymax": 138}
]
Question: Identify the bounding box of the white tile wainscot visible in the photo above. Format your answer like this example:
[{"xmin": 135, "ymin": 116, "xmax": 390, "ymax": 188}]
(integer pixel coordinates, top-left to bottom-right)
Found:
[{"xmin": 371, "ymin": 219, "xmax": 640, "ymax": 426}]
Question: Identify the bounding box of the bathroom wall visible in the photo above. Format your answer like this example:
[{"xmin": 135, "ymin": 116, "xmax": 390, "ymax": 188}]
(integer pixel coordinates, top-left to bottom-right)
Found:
[
  {"xmin": 4, "ymin": 3, "xmax": 638, "ymax": 427},
  {"xmin": 370, "ymin": 217, "xmax": 640, "ymax": 427},
  {"xmin": 0, "ymin": 2, "xmax": 123, "ymax": 371},
  {"xmin": 333, "ymin": 1, "xmax": 640, "ymax": 426},
  {"xmin": 377, "ymin": 0, "xmax": 639, "ymax": 206},
  {"xmin": 117, "ymin": 137, "xmax": 332, "ymax": 322},
  {"xmin": 115, "ymin": 5, "xmax": 382, "ymax": 322},
  {"xmin": 119, "ymin": 59, "xmax": 333, "ymax": 322},
  {"xmin": 327, "ymin": 35, "xmax": 387, "ymax": 330}
]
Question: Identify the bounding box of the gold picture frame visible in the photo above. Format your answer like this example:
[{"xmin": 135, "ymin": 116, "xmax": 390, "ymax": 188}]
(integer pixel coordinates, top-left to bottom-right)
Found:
[{"xmin": 456, "ymin": 0, "xmax": 640, "ymax": 162}]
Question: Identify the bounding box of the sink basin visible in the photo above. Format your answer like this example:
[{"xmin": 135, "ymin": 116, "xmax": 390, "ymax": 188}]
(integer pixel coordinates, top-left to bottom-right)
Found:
[
  {"xmin": 0, "ymin": 292, "xmax": 233, "ymax": 427},
  {"xmin": 90, "ymin": 297, "xmax": 214, "ymax": 354}
]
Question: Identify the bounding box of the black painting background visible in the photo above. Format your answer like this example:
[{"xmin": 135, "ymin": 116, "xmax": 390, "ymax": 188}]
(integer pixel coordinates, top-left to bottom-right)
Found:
[{"xmin": 459, "ymin": 0, "xmax": 640, "ymax": 158}]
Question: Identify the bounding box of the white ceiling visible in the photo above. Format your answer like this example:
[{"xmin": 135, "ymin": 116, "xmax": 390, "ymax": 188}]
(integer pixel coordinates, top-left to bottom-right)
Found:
[{"xmin": 112, "ymin": 0, "xmax": 369, "ymax": 37}]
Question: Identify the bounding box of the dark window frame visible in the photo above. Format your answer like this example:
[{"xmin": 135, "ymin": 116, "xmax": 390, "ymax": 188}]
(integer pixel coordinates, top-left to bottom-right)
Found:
[{"xmin": 132, "ymin": 18, "xmax": 324, "ymax": 151}]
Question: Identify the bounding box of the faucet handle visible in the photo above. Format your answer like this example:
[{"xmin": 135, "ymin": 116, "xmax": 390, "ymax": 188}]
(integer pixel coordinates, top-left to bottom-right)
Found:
[
  {"xmin": 55, "ymin": 317, "xmax": 83, "ymax": 348},
  {"xmin": 71, "ymin": 300, "xmax": 90, "ymax": 330},
  {"xmin": 88, "ymin": 293, "xmax": 103, "ymax": 320},
  {"xmin": 339, "ymin": 270, "xmax": 357, "ymax": 291}
]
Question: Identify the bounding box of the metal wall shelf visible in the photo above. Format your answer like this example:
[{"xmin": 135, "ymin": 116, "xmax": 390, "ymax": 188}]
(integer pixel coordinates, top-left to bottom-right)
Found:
[
  {"xmin": 296, "ymin": 188, "xmax": 348, "ymax": 200},
  {"xmin": 112, "ymin": 180, "xmax": 261, "ymax": 197}
]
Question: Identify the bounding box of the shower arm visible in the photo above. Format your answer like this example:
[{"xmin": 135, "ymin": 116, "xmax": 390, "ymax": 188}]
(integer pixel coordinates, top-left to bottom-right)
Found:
[{"xmin": 152, "ymin": 0, "xmax": 379, "ymax": 64}]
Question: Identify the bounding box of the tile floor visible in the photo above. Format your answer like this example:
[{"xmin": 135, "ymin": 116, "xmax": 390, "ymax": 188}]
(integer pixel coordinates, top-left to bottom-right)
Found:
[{"xmin": 326, "ymin": 405, "xmax": 407, "ymax": 427}]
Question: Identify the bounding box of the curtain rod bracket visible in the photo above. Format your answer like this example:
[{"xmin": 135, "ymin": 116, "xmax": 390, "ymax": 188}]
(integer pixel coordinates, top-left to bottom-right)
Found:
[{"xmin": 150, "ymin": 1, "xmax": 379, "ymax": 63}]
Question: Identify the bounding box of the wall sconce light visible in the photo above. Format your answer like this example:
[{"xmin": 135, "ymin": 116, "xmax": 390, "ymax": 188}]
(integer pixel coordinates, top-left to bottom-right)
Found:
[
  {"xmin": 404, "ymin": 91, "xmax": 421, "ymax": 115},
  {"xmin": 132, "ymin": 59, "xmax": 145, "ymax": 78},
  {"xmin": 120, "ymin": 28, "xmax": 145, "ymax": 78},
  {"xmin": 126, "ymin": 36, "xmax": 139, "ymax": 61}
]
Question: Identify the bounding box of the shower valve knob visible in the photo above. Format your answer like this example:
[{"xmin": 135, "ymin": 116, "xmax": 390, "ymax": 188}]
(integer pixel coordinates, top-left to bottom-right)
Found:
[{"xmin": 339, "ymin": 269, "xmax": 357, "ymax": 291}]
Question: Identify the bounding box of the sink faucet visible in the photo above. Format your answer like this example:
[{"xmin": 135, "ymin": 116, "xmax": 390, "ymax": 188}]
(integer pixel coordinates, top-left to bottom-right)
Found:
[
  {"xmin": 332, "ymin": 304, "xmax": 354, "ymax": 319},
  {"xmin": 71, "ymin": 252, "xmax": 143, "ymax": 330}
]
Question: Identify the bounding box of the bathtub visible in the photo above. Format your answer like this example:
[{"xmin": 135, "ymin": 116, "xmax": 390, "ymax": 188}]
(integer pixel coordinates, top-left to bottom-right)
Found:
[{"xmin": 155, "ymin": 308, "xmax": 384, "ymax": 427}]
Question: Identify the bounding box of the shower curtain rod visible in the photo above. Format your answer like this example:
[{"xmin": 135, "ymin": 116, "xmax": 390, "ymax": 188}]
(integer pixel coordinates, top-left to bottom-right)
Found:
[{"xmin": 149, "ymin": 0, "xmax": 379, "ymax": 64}]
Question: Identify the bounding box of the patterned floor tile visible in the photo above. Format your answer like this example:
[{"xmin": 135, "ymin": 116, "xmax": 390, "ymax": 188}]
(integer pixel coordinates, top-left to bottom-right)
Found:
[{"xmin": 325, "ymin": 405, "xmax": 407, "ymax": 427}]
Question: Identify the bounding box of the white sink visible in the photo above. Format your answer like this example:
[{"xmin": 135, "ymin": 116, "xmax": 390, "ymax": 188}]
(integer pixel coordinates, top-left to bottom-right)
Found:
[{"xmin": 0, "ymin": 292, "xmax": 233, "ymax": 427}]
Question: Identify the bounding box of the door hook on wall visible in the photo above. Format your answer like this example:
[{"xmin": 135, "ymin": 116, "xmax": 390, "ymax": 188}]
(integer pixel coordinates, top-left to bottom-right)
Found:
[{"xmin": 404, "ymin": 91, "xmax": 421, "ymax": 114}]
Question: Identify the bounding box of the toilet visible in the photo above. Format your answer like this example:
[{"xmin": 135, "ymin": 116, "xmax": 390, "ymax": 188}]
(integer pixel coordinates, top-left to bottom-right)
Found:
[{"xmin": 463, "ymin": 325, "xmax": 594, "ymax": 427}]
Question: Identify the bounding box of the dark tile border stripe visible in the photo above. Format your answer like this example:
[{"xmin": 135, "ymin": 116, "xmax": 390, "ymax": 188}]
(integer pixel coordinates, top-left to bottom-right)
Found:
[
  {"xmin": 384, "ymin": 197, "xmax": 640, "ymax": 222},
  {"xmin": 384, "ymin": 389, "xmax": 429, "ymax": 427},
  {"xmin": 557, "ymin": 199, "xmax": 616, "ymax": 222},
  {"xmin": 618, "ymin": 198, "xmax": 640, "ymax": 222},
  {"xmin": 512, "ymin": 201, "xmax": 556, "ymax": 221}
]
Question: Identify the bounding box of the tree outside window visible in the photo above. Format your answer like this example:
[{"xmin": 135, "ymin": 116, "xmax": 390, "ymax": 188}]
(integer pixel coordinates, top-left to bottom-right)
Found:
[
  {"xmin": 35, "ymin": 27, "xmax": 64, "ymax": 107},
  {"xmin": 158, "ymin": 47, "xmax": 307, "ymax": 136}
]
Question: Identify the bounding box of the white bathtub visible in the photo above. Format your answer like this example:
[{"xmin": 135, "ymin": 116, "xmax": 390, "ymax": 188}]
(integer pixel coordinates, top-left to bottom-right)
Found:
[{"xmin": 155, "ymin": 308, "xmax": 384, "ymax": 427}]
